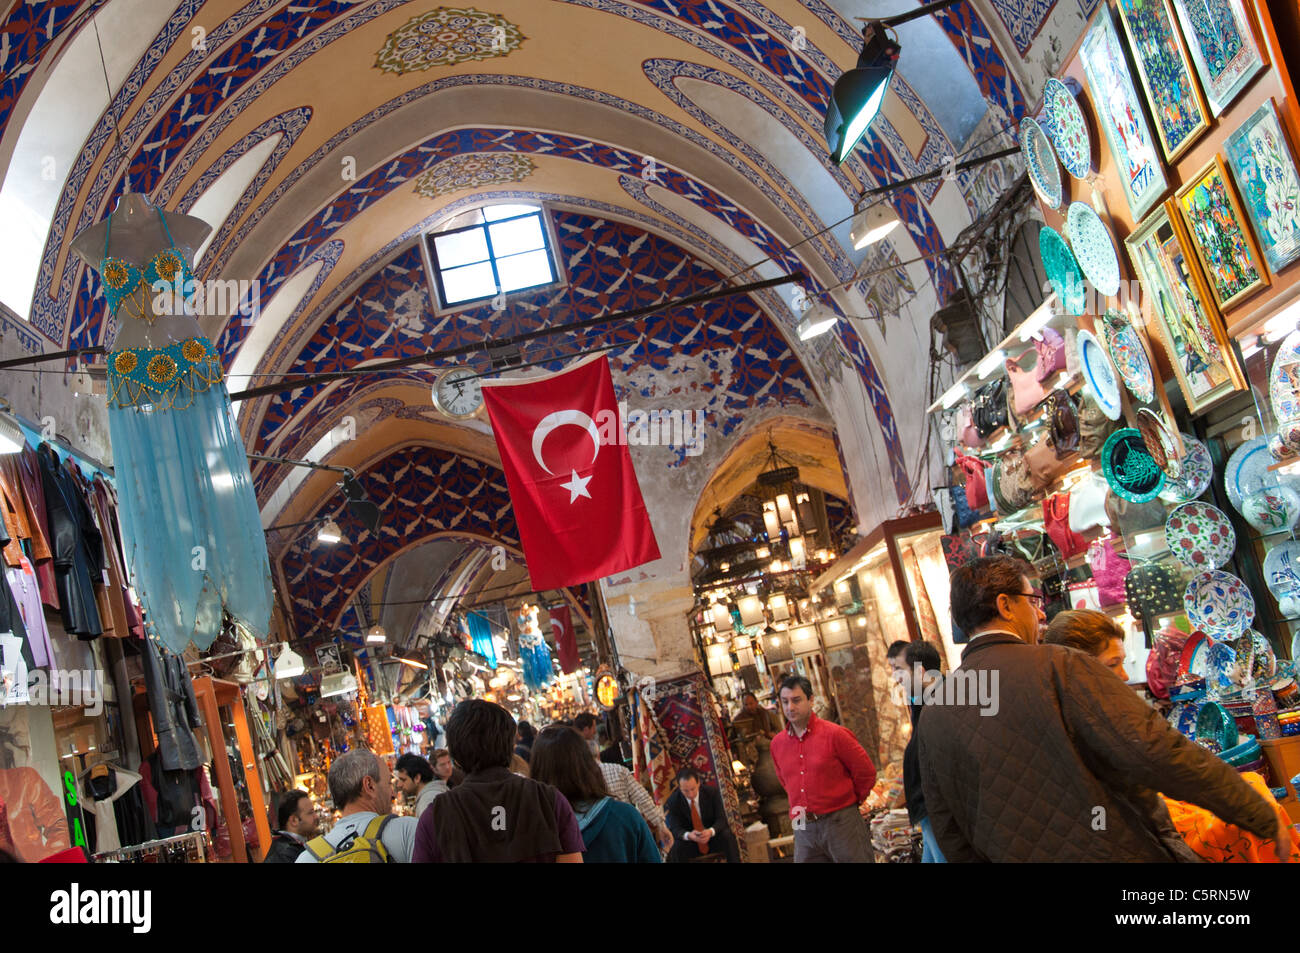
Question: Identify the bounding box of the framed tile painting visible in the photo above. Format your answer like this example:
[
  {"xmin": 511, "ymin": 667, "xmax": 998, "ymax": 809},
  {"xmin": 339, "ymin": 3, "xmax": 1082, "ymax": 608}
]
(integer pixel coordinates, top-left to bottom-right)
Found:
[
  {"xmin": 1125, "ymin": 203, "xmax": 1246, "ymax": 413},
  {"xmin": 1114, "ymin": 0, "xmax": 1209, "ymax": 162},
  {"xmin": 1222, "ymin": 99, "xmax": 1300, "ymax": 275},
  {"xmin": 1079, "ymin": 8, "xmax": 1168, "ymax": 221},
  {"xmin": 1170, "ymin": 0, "xmax": 1266, "ymax": 116},
  {"xmin": 1175, "ymin": 156, "xmax": 1269, "ymax": 310}
]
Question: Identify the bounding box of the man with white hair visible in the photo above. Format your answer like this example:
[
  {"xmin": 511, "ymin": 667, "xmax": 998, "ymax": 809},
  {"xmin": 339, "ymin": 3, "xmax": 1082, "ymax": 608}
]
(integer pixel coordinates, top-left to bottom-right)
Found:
[{"xmin": 296, "ymin": 749, "xmax": 418, "ymax": 863}]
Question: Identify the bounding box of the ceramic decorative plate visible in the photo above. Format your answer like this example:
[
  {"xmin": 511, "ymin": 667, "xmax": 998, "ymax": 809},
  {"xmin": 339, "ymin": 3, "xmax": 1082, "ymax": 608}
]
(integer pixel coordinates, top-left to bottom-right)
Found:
[
  {"xmin": 1039, "ymin": 225, "xmax": 1087, "ymax": 316},
  {"xmin": 1206, "ymin": 640, "xmax": 1239, "ymax": 693},
  {"xmin": 1194, "ymin": 701, "xmax": 1239, "ymax": 753},
  {"xmin": 1021, "ymin": 116, "xmax": 1063, "ymax": 209},
  {"xmin": 1183, "ymin": 570, "xmax": 1255, "ymax": 640},
  {"xmin": 1240, "ymin": 485, "xmax": 1300, "ymax": 534},
  {"xmin": 1171, "ymin": 701, "xmax": 1201, "ymax": 738},
  {"xmin": 1263, "ymin": 540, "xmax": 1300, "ymax": 604},
  {"xmin": 1102, "ymin": 428, "xmax": 1166, "ymax": 503},
  {"xmin": 1179, "ymin": 631, "xmax": 1210, "ymax": 680},
  {"xmin": 1223, "ymin": 436, "xmax": 1300, "ymax": 511},
  {"xmin": 1159, "ymin": 434, "xmax": 1213, "ymax": 503},
  {"xmin": 1269, "ymin": 330, "xmax": 1300, "ymax": 431},
  {"xmin": 1234, "ymin": 630, "xmax": 1277, "ymax": 681},
  {"xmin": 1165, "ymin": 502, "xmax": 1235, "ymax": 570},
  {"xmin": 1136, "ymin": 409, "xmax": 1181, "ymax": 478},
  {"xmin": 1102, "ymin": 311, "xmax": 1155, "ymax": 403},
  {"xmin": 1078, "ymin": 330, "xmax": 1123, "ymax": 421},
  {"xmin": 1041, "ymin": 78, "xmax": 1091, "ymax": 179},
  {"xmin": 1066, "ymin": 202, "xmax": 1121, "ymax": 296}
]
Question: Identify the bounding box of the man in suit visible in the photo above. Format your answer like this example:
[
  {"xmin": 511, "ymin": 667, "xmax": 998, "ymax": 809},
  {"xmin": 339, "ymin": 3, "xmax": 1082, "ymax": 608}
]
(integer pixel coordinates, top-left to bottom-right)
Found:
[{"xmin": 663, "ymin": 768, "xmax": 739, "ymax": 863}]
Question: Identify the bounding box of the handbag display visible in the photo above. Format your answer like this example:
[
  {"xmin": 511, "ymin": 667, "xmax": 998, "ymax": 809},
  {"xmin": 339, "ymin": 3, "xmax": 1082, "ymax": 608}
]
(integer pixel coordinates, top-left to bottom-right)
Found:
[
  {"xmin": 1076, "ymin": 389, "xmax": 1119, "ymax": 458},
  {"xmin": 1068, "ymin": 579, "xmax": 1101, "ymax": 611},
  {"xmin": 1035, "ymin": 327, "xmax": 1067, "ymax": 382},
  {"xmin": 955, "ymin": 452, "xmax": 990, "ymax": 510},
  {"xmin": 957, "ymin": 403, "xmax": 984, "ymax": 448},
  {"xmin": 985, "ymin": 466, "xmax": 999, "ymax": 515},
  {"xmin": 950, "ymin": 482, "xmax": 981, "ymax": 528},
  {"xmin": 1025, "ymin": 433, "xmax": 1071, "ymax": 489},
  {"xmin": 1044, "ymin": 492, "xmax": 1089, "ymax": 558},
  {"xmin": 972, "ymin": 379, "xmax": 1009, "ymax": 438},
  {"xmin": 941, "ymin": 534, "xmax": 981, "ymax": 573},
  {"xmin": 936, "ymin": 486, "xmax": 957, "ymax": 533},
  {"xmin": 1125, "ymin": 559, "xmax": 1186, "ymax": 624},
  {"xmin": 1087, "ymin": 536, "xmax": 1131, "ymax": 607},
  {"xmin": 992, "ymin": 450, "xmax": 1037, "ymax": 514},
  {"xmin": 1006, "ymin": 349, "xmax": 1048, "ymax": 415},
  {"xmin": 1069, "ymin": 471, "xmax": 1112, "ymax": 533},
  {"xmin": 1045, "ymin": 389, "xmax": 1080, "ymax": 458}
]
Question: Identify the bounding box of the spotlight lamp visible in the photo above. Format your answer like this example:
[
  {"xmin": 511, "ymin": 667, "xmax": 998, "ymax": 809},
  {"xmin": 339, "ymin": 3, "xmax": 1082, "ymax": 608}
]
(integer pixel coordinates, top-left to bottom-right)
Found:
[
  {"xmin": 824, "ymin": 21, "xmax": 901, "ymax": 164},
  {"xmin": 797, "ymin": 304, "xmax": 839, "ymax": 341},
  {"xmin": 851, "ymin": 203, "xmax": 901, "ymax": 249}
]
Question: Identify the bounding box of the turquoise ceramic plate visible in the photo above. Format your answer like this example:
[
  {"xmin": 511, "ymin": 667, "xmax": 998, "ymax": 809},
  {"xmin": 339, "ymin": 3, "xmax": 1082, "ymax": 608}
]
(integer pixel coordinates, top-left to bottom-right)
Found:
[
  {"xmin": 1039, "ymin": 225, "xmax": 1087, "ymax": 316},
  {"xmin": 1102, "ymin": 428, "xmax": 1165, "ymax": 503}
]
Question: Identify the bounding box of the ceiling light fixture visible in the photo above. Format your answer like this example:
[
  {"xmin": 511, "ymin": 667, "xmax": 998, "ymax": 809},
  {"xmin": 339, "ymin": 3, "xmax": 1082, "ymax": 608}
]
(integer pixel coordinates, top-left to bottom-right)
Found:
[
  {"xmin": 0, "ymin": 413, "xmax": 23, "ymax": 455},
  {"xmin": 797, "ymin": 303, "xmax": 839, "ymax": 340},
  {"xmin": 850, "ymin": 203, "xmax": 901, "ymax": 248},
  {"xmin": 317, "ymin": 519, "xmax": 343, "ymax": 544},
  {"xmin": 366, "ymin": 624, "xmax": 386, "ymax": 644},
  {"xmin": 276, "ymin": 645, "xmax": 305, "ymax": 680},
  {"xmin": 397, "ymin": 656, "xmax": 429, "ymax": 670}
]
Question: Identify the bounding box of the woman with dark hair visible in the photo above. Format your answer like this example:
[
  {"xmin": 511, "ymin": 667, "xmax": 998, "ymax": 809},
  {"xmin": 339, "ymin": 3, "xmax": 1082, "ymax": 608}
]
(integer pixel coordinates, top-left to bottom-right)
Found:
[
  {"xmin": 529, "ymin": 725, "xmax": 661, "ymax": 863},
  {"xmin": 515, "ymin": 720, "xmax": 536, "ymax": 762}
]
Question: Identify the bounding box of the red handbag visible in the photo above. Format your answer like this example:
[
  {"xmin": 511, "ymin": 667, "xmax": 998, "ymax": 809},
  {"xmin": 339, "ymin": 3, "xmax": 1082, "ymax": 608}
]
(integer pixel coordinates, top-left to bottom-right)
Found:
[
  {"xmin": 956, "ymin": 453, "xmax": 989, "ymax": 510},
  {"xmin": 1043, "ymin": 492, "xmax": 1088, "ymax": 558}
]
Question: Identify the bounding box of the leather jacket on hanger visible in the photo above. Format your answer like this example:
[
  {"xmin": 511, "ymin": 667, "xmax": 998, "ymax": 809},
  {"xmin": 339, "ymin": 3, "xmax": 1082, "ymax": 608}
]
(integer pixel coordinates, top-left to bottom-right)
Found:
[
  {"xmin": 36, "ymin": 444, "xmax": 102, "ymax": 639},
  {"xmin": 141, "ymin": 636, "xmax": 203, "ymax": 771}
]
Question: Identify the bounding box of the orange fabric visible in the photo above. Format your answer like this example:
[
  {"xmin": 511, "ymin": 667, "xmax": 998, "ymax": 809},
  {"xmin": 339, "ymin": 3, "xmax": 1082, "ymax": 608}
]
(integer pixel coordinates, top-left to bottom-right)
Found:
[
  {"xmin": 0, "ymin": 470, "xmax": 32, "ymax": 568},
  {"xmin": 1161, "ymin": 772, "xmax": 1291, "ymax": 863}
]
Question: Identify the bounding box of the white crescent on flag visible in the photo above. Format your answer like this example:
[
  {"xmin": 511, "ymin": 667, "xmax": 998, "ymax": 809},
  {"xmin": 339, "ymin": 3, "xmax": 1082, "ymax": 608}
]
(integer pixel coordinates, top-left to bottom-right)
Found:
[{"xmin": 531, "ymin": 409, "xmax": 601, "ymax": 475}]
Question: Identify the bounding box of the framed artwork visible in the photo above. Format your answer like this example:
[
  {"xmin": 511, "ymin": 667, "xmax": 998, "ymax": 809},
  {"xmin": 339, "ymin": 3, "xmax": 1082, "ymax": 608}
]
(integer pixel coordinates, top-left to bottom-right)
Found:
[
  {"xmin": 1114, "ymin": 0, "xmax": 1209, "ymax": 162},
  {"xmin": 1125, "ymin": 203, "xmax": 1246, "ymax": 414},
  {"xmin": 1222, "ymin": 99, "xmax": 1300, "ymax": 275},
  {"xmin": 1170, "ymin": 0, "xmax": 1266, "ymax": 116},
  {"xmin": 1079, "ymin": 8, "xmax": 1169, "ymax": 221},
  {"xmin": 1175, "ymin": 156, "xmax": 1269, "ymax": 310}
]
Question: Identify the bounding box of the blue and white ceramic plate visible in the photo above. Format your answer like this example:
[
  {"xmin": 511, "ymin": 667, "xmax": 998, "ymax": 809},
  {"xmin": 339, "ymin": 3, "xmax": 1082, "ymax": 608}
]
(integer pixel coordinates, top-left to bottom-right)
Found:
[
  {"xmin": 1240, "ymin": 485, "xmax": 1300, "ymax": 534},
  {"xmin": 1171, "ymin": 701, "xmax": 1201, "ymax": 739},
  {"xmin": 1103, "ymin": 311, "xmax": 1155, "ymax": 404},
  {"xmin": 1225, "ymin": 436, "xmax": 1278, "ymax": 510},
  {"xmin": 1269, "ymin": 330, "xmax": 1300, "ymax": 430},
  {"xmin": 1184, "ymin": 570, "xmax": 1255, "ymax": 640},
  {"xmin": 1263, "ymin": 539, "xmax": 1300, "ymax": 603},
  {"xmin": 1078, "ymin": 329, "xmax": 1122, "ymax": 421},
  {"xmin": 1066, "ymin": 202, "xmax": 1121, "ymax": 296},
  {"xmin": 1160, "ymin": 434, "xmax": 1213, "ymax": 503},
  {"xmin": 1041, "ymin": 78, "xmax": 1091, "ymax": 179},
  {"xmin": 1206, "ymin": 640, "xmax": 1239, "ymax": 693},
  {"xmin": 1021, "ymin": 116, "xmax": 1063, "ymax": 209}
]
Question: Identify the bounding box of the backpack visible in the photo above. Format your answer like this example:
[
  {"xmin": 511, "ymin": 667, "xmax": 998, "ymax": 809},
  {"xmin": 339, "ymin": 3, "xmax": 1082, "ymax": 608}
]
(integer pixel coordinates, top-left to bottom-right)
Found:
[{"xmin": 304, "ymin": 815, "xmax": 393, "ymax": 863}]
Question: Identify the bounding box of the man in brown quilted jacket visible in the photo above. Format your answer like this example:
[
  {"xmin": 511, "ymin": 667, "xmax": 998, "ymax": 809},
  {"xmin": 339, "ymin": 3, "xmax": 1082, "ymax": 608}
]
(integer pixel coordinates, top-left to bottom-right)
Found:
[{"xmin": 918, "ymin": 556, "xmax": 1290, "ymax": 862}]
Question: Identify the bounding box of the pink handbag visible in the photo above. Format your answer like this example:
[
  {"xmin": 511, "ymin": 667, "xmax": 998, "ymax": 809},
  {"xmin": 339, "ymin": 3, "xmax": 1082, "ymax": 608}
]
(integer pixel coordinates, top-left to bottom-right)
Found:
[
  {"xmin": 1035, "ymin": 327, "xmax": 1066, "ymax": 382},
  {"xmin": 957, "ymin": 403, "xmax": 984, "ymax": 448},
  {"xmin": 1006, "ymin": 349, "xmax": 1048, "ymax": 415},
  {"xmin": 1087, "ymin": 536, "xmax": 1130, "ymax": 607},
  {"xmin": 955, "ymin": 452, "xmax": 989, "ymax": 510}
]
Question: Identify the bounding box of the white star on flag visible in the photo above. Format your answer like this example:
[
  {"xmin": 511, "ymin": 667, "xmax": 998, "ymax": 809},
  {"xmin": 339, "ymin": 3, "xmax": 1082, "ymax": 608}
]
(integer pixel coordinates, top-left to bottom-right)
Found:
[{"xmin": 560, "ymin": 469, "xmax": 592, "ymax": 503}]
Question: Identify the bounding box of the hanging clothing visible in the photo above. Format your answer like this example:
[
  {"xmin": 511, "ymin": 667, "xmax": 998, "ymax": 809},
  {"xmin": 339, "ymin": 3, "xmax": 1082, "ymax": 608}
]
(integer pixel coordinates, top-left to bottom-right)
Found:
[
  {"xmin": 0, "ymin": 766, "xmax": 70, "ymax": 862},
  {"xmin": 5, "ymin": 554, "xmax": 51, "ymax": 668},
  {"xmin": 35, "ymin": 444, "xmax": 103, "ymax": 639},
  {"xmin": 4, "ymin": 446, "xmax": 58, "ymax": 609},
  {"xmin": 80, "ymin": 763, "xmax": 153, "ymax": 854},
  {"xmin": 141, "ymin": 636, "xmax": 203, "ymax": 771}
]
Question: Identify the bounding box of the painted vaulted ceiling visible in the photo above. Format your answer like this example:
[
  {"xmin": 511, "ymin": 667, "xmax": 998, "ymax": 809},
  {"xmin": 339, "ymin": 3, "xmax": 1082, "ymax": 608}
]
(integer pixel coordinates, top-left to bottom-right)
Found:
[{"xmin": 0, "ymin": 0, "xmax": 1093, "ymax": 646}]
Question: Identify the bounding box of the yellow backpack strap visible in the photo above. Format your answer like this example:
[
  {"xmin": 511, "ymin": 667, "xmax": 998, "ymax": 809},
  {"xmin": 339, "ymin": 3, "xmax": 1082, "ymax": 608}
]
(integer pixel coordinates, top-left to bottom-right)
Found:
[
  {"xmin": 364, "ymin": 814, "xmax": 393, "ymax": 862},
  {"xmin": 304, "ymin": 835, "xmax": 335, "ymax": 862}
]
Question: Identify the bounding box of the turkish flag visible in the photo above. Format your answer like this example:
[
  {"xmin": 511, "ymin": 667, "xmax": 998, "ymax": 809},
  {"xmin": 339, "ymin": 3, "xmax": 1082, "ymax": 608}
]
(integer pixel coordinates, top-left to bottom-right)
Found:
[
  {"xmin": 481, "ymin": 354, "xmax": 660, "ymax": 588},
  {"xmin": 549, "ymin": 605, "xmax": 580, "ymax": 674}
]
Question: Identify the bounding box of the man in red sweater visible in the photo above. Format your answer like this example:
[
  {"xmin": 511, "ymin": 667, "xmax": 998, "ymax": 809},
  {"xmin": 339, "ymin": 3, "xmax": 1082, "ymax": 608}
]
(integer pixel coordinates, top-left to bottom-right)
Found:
[{"xmin": 770, "ymin": 675, "xmax": 876, "ymax": 862}]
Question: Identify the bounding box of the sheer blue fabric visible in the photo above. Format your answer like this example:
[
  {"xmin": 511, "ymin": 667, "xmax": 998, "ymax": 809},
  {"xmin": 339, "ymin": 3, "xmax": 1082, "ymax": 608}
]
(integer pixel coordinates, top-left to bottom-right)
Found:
[
  {"xmin": 107, "ymin": 382, "xmax": 271, "ymax": 654},
  {"xmin": 466, "ymin": 611, "xmax": 498, "ymax": 669}
]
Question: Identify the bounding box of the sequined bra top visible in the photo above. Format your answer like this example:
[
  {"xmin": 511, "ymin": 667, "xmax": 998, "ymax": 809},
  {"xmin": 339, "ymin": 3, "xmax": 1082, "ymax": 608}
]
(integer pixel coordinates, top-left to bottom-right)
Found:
[{"xmin": 99, "ymin": 208, "xmax": 196, "ymax": 317}]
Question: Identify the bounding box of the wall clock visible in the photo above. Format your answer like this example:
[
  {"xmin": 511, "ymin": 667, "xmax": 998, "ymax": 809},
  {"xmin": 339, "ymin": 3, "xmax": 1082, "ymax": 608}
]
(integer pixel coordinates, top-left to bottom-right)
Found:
[{"xmin": 433, "ymin": 367, "xmax": 484, "ymax": 418}]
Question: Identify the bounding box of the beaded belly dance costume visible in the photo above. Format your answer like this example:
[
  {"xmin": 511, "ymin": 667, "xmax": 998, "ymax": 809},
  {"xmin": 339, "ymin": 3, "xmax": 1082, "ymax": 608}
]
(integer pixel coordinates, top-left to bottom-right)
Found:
[{"xmin": 101, "ymin": 208, "xmax": 271, "ymax": 654}]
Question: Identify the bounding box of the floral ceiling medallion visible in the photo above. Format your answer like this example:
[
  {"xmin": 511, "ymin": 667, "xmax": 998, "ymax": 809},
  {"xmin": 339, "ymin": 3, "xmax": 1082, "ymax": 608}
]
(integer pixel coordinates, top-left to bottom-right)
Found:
[
  {"xmin": 413, "ymin": 153, "xmax": 536, "ymax": 198},
  {"xmin": 375, "ymin": 7, "xmax": 525, "ymax": 74}
]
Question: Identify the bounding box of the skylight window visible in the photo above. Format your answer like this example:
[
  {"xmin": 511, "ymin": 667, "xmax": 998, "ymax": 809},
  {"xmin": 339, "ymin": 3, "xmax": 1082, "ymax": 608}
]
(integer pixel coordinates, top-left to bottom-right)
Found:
[{"xmin": 427, "ymin": 205, "xmax": 558, "ymax": 307}]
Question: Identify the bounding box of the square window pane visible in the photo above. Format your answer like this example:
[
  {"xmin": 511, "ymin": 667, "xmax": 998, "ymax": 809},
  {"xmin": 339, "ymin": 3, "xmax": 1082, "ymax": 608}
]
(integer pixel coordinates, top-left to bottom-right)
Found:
[
  {"xmin": 488, "ymin": 216, "xmax": 545, "ymax": 257},
  {"xmin": 496, "ymin": 249, "xmax": 555, "ymax": 292},
  {"xmin": 484, "ymin": 204, "xmax": 539, "ymax": 221},
  {"xmin": 441, "ymin": 261, "xmax": 497, "ymax": 303},
  {"xmin": 433, "ymin": 227, "xmax": 489, "ymax": 268}
]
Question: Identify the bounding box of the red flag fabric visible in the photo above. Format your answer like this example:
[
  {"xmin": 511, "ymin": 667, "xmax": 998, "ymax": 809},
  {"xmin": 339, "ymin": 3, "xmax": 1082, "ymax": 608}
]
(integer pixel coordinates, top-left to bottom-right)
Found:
[
  {"xmin": 548, "ymin": 605, "xmax": 580, "ymax": 674},
  {"xmin": 481, "ymin": 354, "xmax": 660, "ymax": 588}
]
